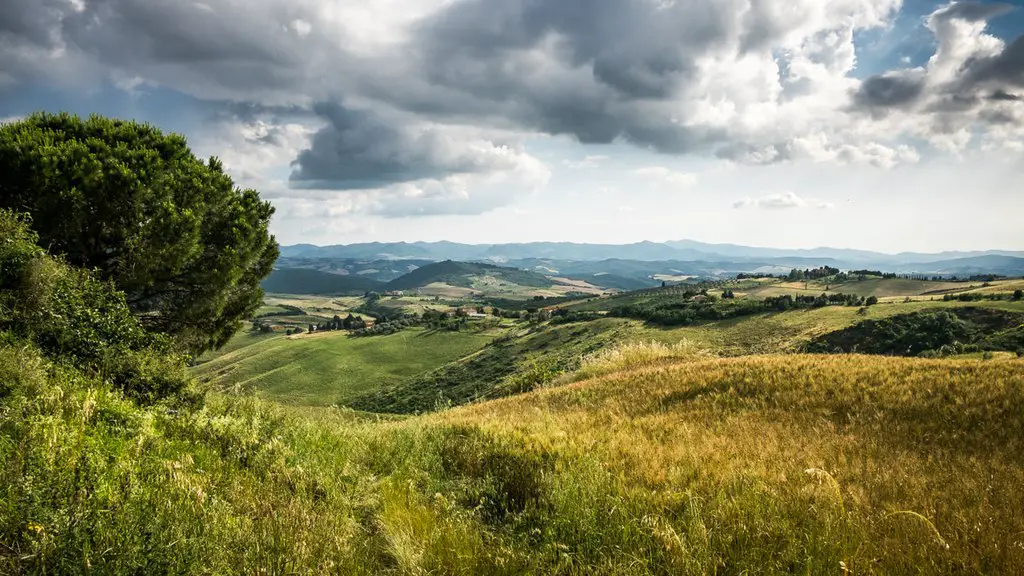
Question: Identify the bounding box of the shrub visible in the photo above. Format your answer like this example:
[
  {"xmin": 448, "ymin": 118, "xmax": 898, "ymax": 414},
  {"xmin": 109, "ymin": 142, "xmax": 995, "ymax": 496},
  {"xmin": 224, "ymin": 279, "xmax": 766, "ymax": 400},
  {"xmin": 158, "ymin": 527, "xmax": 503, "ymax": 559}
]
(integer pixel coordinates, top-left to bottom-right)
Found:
[{"xmin": 0, "ymin": 210, "xmax": 188, "ymax": 400}]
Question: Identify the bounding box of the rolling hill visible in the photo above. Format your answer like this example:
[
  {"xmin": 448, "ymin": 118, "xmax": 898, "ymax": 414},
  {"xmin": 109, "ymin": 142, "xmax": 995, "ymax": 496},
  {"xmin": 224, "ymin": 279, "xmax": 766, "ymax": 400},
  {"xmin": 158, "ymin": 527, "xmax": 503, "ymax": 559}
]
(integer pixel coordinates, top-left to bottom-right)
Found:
[
  {"xmin": 273, "ymin": 257, "xmax": 434, "ymax": 282},
  {"xmin": 261, "ymin": 267, "xmax": 385, "ymax": 295},
  {"xmin": 18, "ymin": 335, "xmax": 1024, "ymax": 573},
  {"xmin": 383, "ymin": 260, "xmax": 553, "ymax": 291},
  {"xmin": 193, "ymin": 327, "xmax": 497, "ymax": 407}
]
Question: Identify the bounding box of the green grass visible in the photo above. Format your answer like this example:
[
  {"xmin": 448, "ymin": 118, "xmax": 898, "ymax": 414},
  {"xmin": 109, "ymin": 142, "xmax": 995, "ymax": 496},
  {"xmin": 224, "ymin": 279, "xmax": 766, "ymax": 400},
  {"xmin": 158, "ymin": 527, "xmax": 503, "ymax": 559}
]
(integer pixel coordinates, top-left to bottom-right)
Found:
[
  {"xmin": 191, "ymin": 327, "xmax": 498, "ymax": 407},
  {"xmin": 590, "ymin": 298, "xmax": 1024, "ymax": 356},
  {"xmin": 348, "ymin": 318, "xmax": 631, "ymax": 413},
  {"xmin": 8, "ymin": 340, "xmax": 1024, "ymax": 574},
  {"xmin": 254, "ymin": 304, "xmax": 289, "ymax": 316},
  {"xmin": 194, "ymin": 329, "xmax": 282, "ymax": 364}
]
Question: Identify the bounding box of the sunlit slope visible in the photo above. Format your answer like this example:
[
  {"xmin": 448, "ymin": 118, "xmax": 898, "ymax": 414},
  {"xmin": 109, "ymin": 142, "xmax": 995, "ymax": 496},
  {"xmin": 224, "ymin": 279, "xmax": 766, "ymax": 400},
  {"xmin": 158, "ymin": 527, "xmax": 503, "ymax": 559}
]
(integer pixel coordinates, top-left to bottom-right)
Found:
[
  {"xmin": 192, "ymin": 327, "xmax": 496, "ymax": 406},
  {"xmin": 12, "ymin": 345, "xmax": 1024, "ymax": 573},
  {"xmin": 627, "ymin": 299, "xmax": 1024, "ymax": 355},
  {"xmin": 436, "ymin": 354, "xmax": 1024, "ymax": 572}
]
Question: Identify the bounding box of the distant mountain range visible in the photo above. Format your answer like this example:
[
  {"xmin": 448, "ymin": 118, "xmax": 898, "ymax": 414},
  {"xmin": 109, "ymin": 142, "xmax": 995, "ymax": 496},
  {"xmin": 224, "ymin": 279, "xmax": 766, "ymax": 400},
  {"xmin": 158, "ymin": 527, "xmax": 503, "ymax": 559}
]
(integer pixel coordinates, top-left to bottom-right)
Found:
[{"xmin": 279, "ymin": 240, "xmax": 1024, "ymax": 278}]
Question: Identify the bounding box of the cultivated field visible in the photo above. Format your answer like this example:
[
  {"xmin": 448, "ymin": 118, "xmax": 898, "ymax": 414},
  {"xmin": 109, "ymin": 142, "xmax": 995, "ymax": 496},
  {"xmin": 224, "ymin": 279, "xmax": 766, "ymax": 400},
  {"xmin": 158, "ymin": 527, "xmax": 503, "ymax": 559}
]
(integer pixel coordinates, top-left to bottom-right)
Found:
[{"xmin": 193, "ymin": 327, "xmax": 498, "ymax": 407}]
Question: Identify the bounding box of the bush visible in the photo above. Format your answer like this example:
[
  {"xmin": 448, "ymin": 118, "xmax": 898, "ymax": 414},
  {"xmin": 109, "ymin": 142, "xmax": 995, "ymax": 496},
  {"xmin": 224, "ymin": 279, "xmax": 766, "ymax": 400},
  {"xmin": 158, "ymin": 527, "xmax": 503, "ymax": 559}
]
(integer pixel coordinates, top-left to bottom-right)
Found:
[
  {"xmin": 0, "ymin": 210, "xmax": 188, "ymax": 400},
  {"xmin": 807, "ymin": 308, "xmax": 1024, "ymax": 358}
]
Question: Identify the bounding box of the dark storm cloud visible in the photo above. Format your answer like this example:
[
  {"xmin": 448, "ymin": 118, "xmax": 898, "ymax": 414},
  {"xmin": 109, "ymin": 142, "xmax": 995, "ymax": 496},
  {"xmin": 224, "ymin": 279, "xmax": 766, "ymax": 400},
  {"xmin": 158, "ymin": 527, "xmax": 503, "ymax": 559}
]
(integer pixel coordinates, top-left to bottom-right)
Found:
[
  {"xmin": 989, "ymin": 89, "xmax": 1021, "ymax": 100},
  {"xmin": 850, "ymin": 73, "xmax": 927, "ymax": 111},
  {"xmin": 395, "ymin": 0, "xmax": 744, "ymax": 151},
  {"xmin": 0, "ymin": 0, "xmax": 339, "ymax": 98},
  {"xmin": 0, "ymin": 0, "xmax": 66, "ymax": 48},
  {"xmin": 849, "ymin": 3, "xmax": 1022, "ymax": 123},
  {"xmin": 959, "ymin": 35, "xmax": 1024, "ymax": 88},
  {"xmin": 289, "ymin": 102, "xmax": 519, "ymax": 190}
]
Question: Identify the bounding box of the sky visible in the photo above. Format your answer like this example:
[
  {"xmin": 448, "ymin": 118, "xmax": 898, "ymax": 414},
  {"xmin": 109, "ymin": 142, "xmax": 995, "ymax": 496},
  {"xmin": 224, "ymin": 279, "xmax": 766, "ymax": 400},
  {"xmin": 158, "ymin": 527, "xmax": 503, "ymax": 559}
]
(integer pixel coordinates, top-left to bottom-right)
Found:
[{"xmin": 1, "ymin": 0, "xmax": 1023, "ymax": 252}]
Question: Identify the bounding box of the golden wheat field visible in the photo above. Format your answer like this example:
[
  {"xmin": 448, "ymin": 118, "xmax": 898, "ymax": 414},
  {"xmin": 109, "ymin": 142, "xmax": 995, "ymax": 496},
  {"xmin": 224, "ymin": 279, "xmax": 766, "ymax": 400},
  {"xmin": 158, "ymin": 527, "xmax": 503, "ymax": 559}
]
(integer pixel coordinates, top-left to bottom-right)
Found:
[{"xmin": 435, "ymin": 352, "xmax": 1024, "ymax": 573}]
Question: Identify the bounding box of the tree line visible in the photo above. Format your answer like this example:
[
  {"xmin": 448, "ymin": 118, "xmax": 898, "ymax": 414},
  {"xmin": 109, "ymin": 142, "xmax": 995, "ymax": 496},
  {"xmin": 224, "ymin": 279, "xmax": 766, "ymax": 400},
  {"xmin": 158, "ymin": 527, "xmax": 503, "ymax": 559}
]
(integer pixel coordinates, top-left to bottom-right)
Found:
[{"xmin": 611, "ymin": 291, "xmax": 875, "ymax": 327}]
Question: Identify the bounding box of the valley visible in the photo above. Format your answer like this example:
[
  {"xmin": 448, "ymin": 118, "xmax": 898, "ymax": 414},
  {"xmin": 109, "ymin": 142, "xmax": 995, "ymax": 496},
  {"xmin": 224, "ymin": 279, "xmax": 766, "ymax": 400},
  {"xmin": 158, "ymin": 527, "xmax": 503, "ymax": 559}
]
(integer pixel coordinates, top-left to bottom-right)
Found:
[{"xmin": 202, "ymin": 266, "xmax": 1024, "ymax": 418}]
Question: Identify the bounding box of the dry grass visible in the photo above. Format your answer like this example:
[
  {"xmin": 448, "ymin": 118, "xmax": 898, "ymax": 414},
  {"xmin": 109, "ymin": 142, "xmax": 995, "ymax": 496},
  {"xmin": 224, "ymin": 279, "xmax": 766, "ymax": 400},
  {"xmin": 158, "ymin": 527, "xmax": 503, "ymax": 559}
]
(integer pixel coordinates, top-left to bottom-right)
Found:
[
  {"xmin": 439, "ymin": 352, "xmax": 1024, "ymax": 573},
  {"xmin": 9, "ymin": 340, "xmax": 1024, "ymax": 573},
  {"xmin": 570, "ymin": 339, "xmax": 713, "ymax": 381}
]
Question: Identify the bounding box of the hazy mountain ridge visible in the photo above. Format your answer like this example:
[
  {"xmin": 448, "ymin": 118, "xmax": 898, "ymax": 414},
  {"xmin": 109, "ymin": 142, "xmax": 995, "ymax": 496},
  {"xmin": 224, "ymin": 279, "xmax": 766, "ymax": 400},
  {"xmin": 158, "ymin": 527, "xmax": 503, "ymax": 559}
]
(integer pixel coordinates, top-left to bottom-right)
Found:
[
  {"xmin": 281, "ymin": 240, "xmax": 1024, "ymax": 264},
  {"xmin": 279, "ymin": 241, "xmax": 1024, "ymax": 278}
]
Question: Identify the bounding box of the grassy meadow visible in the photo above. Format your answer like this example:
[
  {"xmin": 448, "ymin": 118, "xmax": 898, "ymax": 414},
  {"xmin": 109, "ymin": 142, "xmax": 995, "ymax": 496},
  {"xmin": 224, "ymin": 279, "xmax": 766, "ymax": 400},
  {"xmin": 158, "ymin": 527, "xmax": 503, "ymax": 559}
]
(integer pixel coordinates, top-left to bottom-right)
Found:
[
  {"xmin": 631, "ymin": 299, "xmax": 1024, "ymax": 355},
  {"xmin": 193, "ymin": 327, "xmax": 498, "ymax": 407},
  {"xmin": 7, "ymin": 343, "xmax": 1024, "ymax": 574}
]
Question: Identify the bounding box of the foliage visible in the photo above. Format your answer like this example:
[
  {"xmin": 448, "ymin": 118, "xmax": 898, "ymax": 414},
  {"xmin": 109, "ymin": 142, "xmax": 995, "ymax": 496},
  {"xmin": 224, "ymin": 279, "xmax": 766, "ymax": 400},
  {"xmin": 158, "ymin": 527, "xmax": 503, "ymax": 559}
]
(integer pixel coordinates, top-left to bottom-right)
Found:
[
  {"xmin": 944, "ymin": 291, "xmax": 1014, "ymax": 302},
  {"xmin": 384, "ymin": 260, "xmax": 551, "ymax": 291},
  {"xmin": 0, "ymin": 210, "xmax": 188, "ymax": 400},
  {"xmin": 611, "ymin": 291, "xmax": 866, "ymax": 327},
  {"xmin": 805, "ymin": 307, "xmax": 1024, "ymax": 356},
  {"xmin": 550, "ymin": 309, "xmax": 604, "ymax": 324},
  {"xmin": 0, "ymin": 113, "xmax": 278, "ymax": 356},
  {"xmin": 351, "ymin": 318, "xmax": 416, "ymax": 337},
  {"xmin": 787, "ymin": 266, "xmax": 840, "ymax": 281}
]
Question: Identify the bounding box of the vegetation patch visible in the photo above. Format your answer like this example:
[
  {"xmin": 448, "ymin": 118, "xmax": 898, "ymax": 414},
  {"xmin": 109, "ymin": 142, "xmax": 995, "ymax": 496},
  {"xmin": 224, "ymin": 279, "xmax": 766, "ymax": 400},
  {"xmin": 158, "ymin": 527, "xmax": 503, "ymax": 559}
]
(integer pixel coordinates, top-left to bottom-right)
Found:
[
  {"xmin": 348, "ymin": 319, "xmax": 630, "ymax": 413},
  {"xmin": 384, "ymin": 260, "xmax": 552, "ymax": 291},
  {"xmin": 806, "ymin": 307, "xmax": 1024, "ymax": 356}
]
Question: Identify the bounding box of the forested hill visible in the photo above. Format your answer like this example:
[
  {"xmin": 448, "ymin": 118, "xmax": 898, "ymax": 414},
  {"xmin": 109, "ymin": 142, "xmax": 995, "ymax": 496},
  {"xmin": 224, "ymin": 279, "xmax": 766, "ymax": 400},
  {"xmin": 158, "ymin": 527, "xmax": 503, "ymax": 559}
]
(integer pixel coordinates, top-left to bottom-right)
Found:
[
  {"xmin": 384, "ymin": 260, "xmax": 552, "ymax": 291},
  {"xmin": 261, "ymin": 267, "xmax": 385, "ymax": 295}
]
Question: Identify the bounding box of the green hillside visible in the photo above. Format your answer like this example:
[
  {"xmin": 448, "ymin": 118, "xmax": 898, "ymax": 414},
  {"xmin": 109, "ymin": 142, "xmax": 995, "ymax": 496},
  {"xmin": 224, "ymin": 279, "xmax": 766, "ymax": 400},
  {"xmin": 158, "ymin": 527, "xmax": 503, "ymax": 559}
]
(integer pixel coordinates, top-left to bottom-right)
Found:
[
  {"xmin": 261, "ymin": 267, "xmax": 385, "ymax": 295},
  {"xmin": 193, "ymin": 327, "xmax": 498, "ymax": 407},
  {"xmin": 10, "ymin": 341, "xmax": 1024, "ymax": 573},
  {"xmin": 348, "ymin": 318, "xmax": 631, "ymax": 413},
  {"xmin": 384, "ymin": 260, "xmax": 552, "ymax": 291}
]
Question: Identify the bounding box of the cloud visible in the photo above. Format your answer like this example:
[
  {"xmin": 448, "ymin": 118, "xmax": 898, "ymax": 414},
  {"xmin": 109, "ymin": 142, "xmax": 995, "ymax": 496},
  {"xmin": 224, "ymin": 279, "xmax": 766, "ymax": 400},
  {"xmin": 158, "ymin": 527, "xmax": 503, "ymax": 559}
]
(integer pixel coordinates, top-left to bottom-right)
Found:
[
  {"xmin": 934, "ymin": 1, "xmax": 1015, "ymax": 23},
  {"xmin": 562, "ymin": 155, "xmax": 609, "ymax": 169},
  {"xmin": 632, "ymin": 166, "xmax": 698, "ymax": 188},
  {"xmin": 733, "ymin": 191, "xmax": 833, "ymax": 210},
  {"xmin": 282, "ymin": 101, "xmax": 550, "ymax": 216},
  {"xmin": 0, "ymin": 0, "xmax": 916, "ymax": 166},
  {"xmin": 2, "ymin": 0, "xmax": 1021, "ymax": 226},
  {"xmin": 848, "ymin": 2, "xmax": 1024, "ymax": 150},
  {"xmin": 851, "ymin": 72, "xmax": 927, "ymax": 112},
  {"xmin": 290, "ymin": 102, "xmax": 538, "ymax": 190}
]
